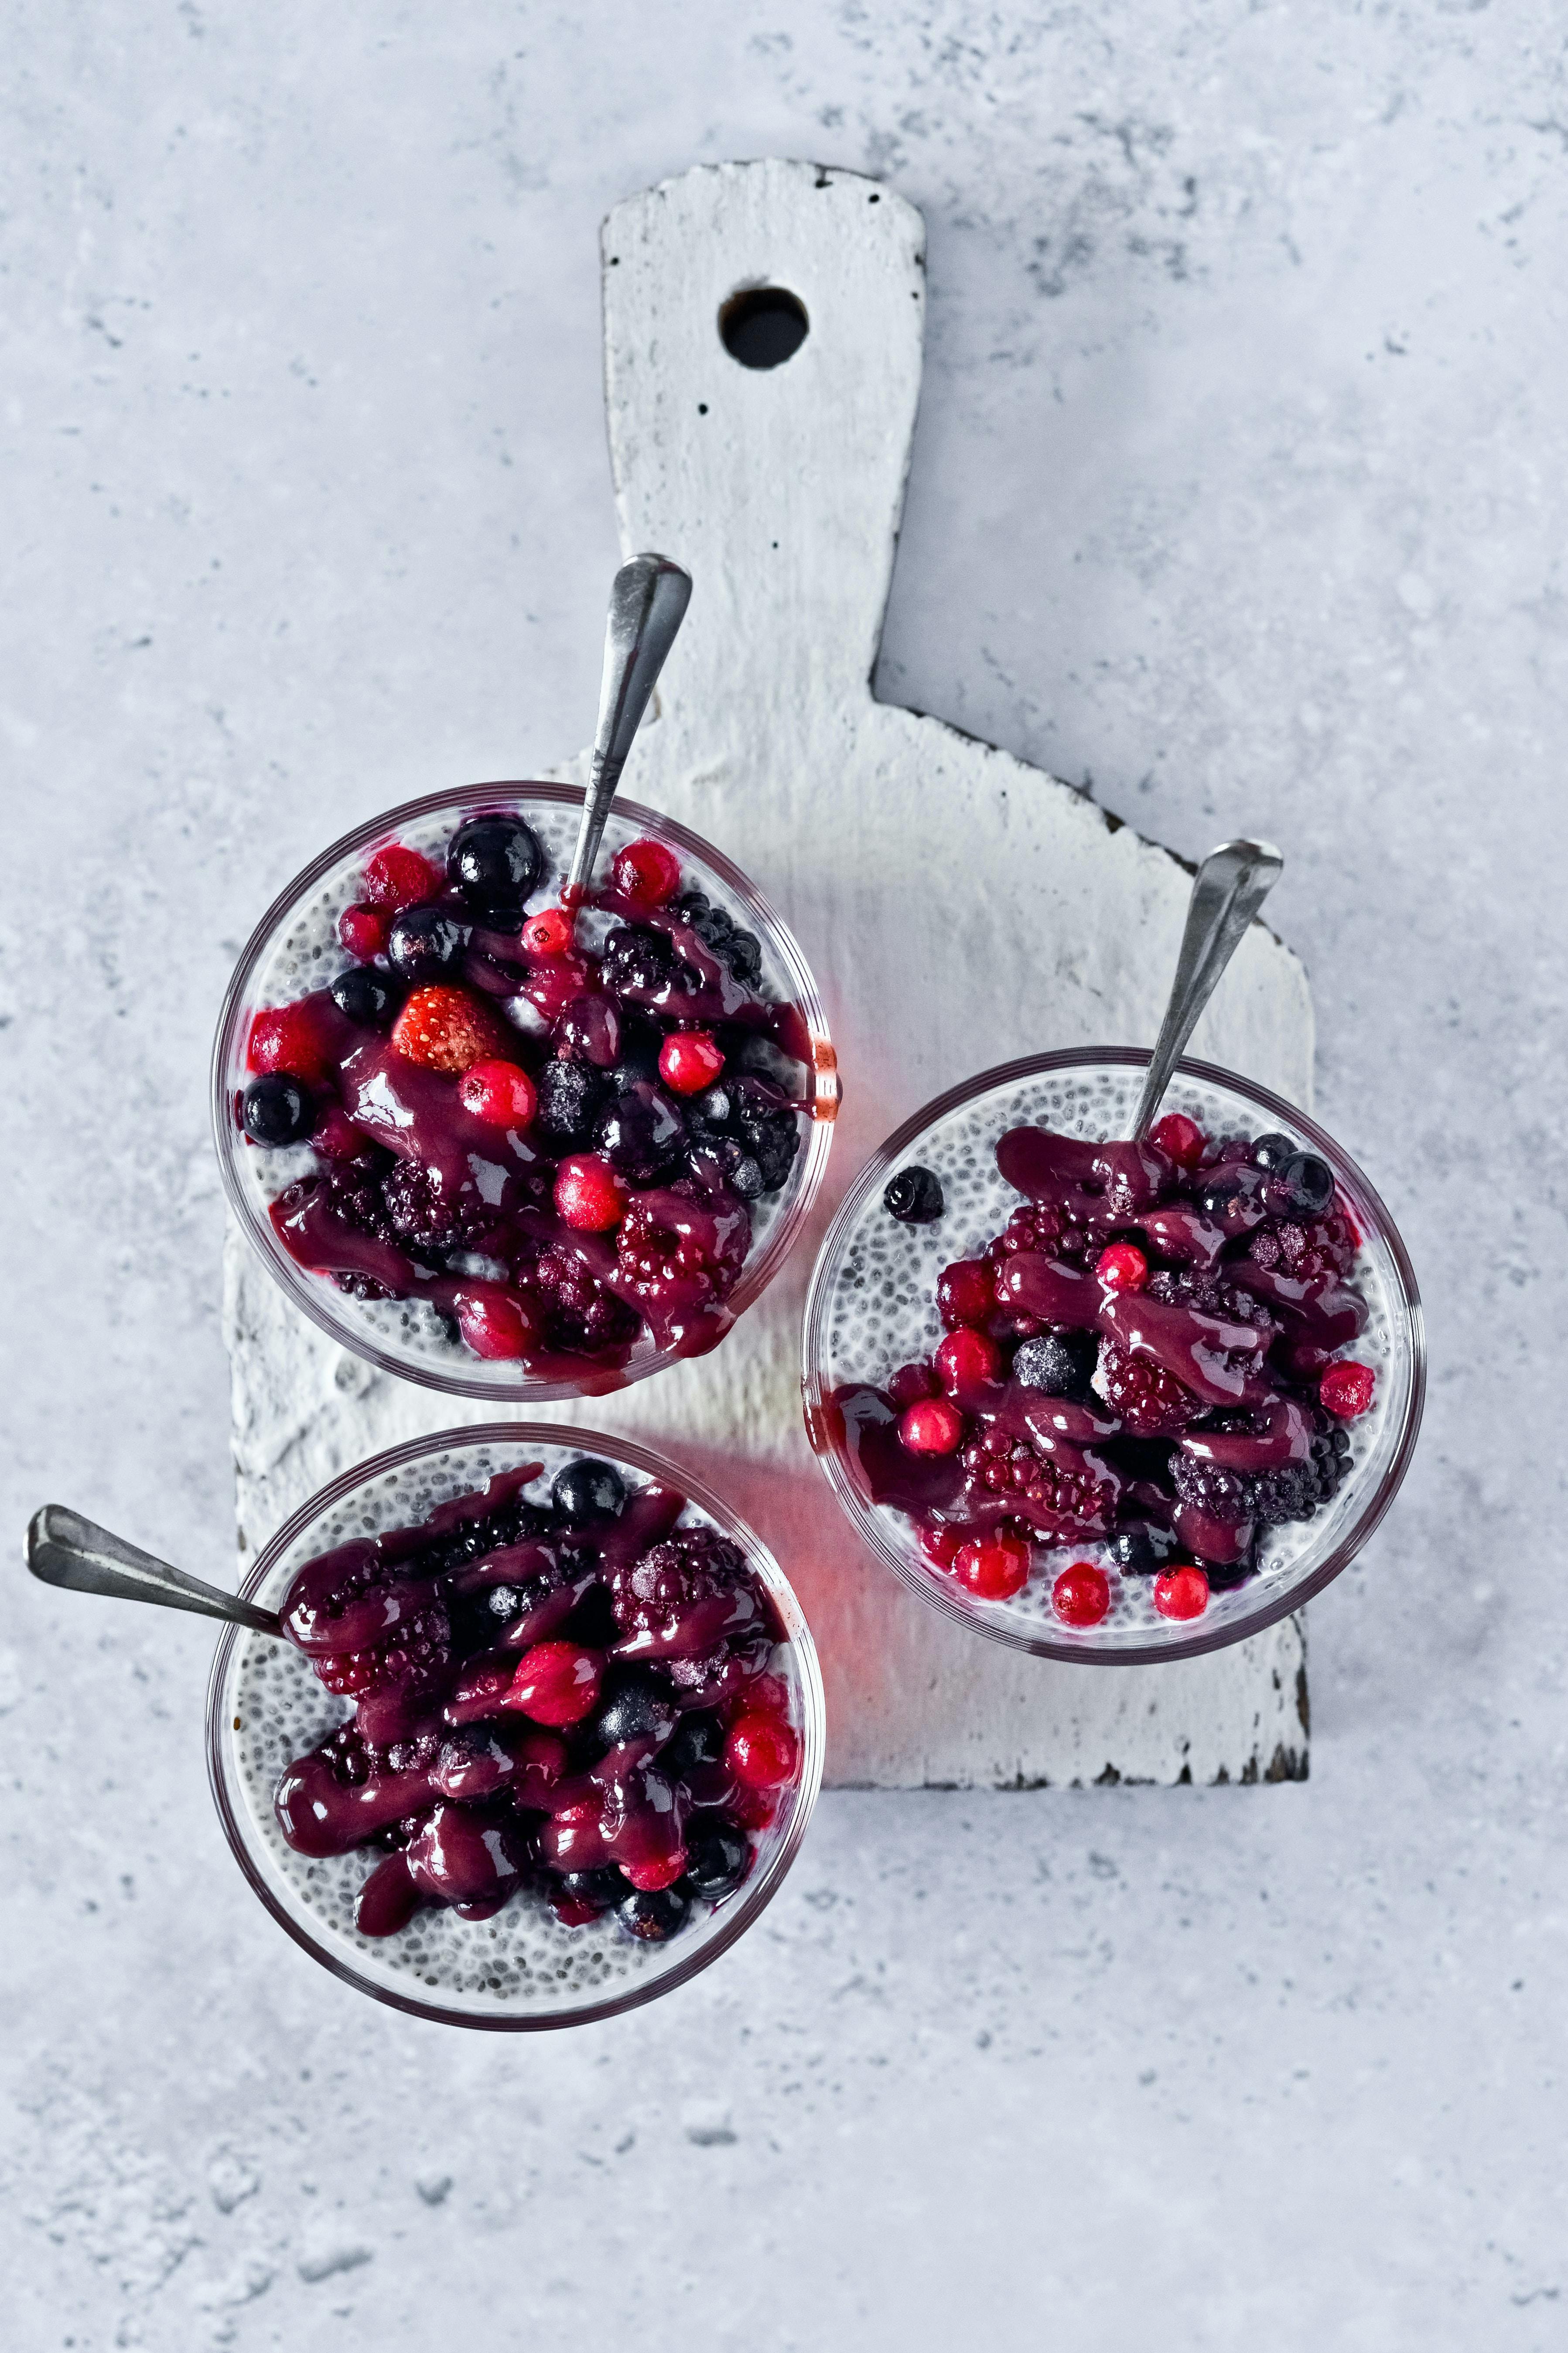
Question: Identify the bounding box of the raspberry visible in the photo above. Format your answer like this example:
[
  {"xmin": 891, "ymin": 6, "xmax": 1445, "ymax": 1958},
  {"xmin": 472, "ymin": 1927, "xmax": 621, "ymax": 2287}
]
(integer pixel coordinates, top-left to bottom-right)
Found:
[
  {"xmin": 390, "ymin": 984, "xmax": 509, "ymax": 1073},
  {"xmin": 953, "ymin": 1536, "xmax": 1030, "ymax": 1601},
  {"xmin": 1096, "ymin": 1241, "xmax": 1148, "ymax": 1292},
  {"xmin": 1150, "ymin": 1112, "xmax": 1207, "ymax": 1167},
  {"xmin": 1052, "ymin": 1561, "xmax": 1110, "ymax": 1627},
  {"xmin": 506, "ymin": 1641, "xmax": 604, "ymax": 1727},
  {"xmin": 364, "ymin": 843, "xmax": 441, "ymax": 910},
  {"xmin": 936, "ymin": 1260, "xmax": 996, "ymax": 1329},
  {"xmin": 898, "ymin": 1398, "xmax": 965, "ymax": 1455},
  {"xmin": 522, "ymin": 906, "xmax": 575, "ymax": 958},
  {"xmin": 458, "ymin": 1059, "xmax": 537, "ymax": 1129},
  {"xmin": 726, "ymin": 1712, "xmax": 800, "ymax": 1790},
  {"xmin": 248, "ymin": 997, "xmax": 339, "ymax": 1085},
  {"xmin": 453, "ymin": 1284, "xmax": 537, "ymax": 1360},
  {"xmin": 527, "ymin": 1246, "xmax": 639, "ymax": 1351},
  {"xmin": 935, "ymin": 1328, "xmax": 1001, "ymax": 1393},
  {"xmin": 659, "ymin": 1031, "xmax": 726, "ymax": 1096},
  {"xmin": 611, "ymin": 838, "xmax": 682, "ymax": 907},
  {"xmin": 1320, "ymin": 1361, "xmax": 1375, "ymax": 1419},
  {"xmin": 1095, "ymin": 1338, "xmax": 1198, "ymax": 1436},
  {"xmin": 554, "ymin": 1153, "xmax": 628, "ymax": 1232},
  {"xmin": 338, "ymin": 903, "xmax": 388, "ymax": 958},
  {"xmin": 615, "ymin": 1191, "xmax": 744, "ymax": 1300},
  {"xmin": 1153, "ymin": 1566, "xmax": 1209, "ymax": 1621},
  {"xmin": 608, "ymin": 1528, "xmax": 752, "ymax": 1647},
  {"xmin": 959, "ymin": 1431, "xmax": 1114, "ymax": 1540}
]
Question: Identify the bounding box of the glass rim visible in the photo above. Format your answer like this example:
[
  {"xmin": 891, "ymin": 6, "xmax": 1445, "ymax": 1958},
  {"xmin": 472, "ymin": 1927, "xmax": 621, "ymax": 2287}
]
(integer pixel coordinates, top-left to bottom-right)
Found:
[
  {"xmin": 800, "ymin": 1044, "xmax": 1425, "ymax": 1665},
  {"xmin": 211, "ymin": 780, "xmax": 839, "ymax": 1400},
  {"xmin": 205, "ymin": 1419, "xmax": 827, "ymax": 2030}
]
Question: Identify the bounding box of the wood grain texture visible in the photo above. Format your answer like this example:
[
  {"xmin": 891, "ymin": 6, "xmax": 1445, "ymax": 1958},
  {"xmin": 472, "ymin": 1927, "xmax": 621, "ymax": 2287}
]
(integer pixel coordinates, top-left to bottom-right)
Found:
[{"xmin": 227, "ymin": 158, "xmax": 1314, "ymax": 1786}]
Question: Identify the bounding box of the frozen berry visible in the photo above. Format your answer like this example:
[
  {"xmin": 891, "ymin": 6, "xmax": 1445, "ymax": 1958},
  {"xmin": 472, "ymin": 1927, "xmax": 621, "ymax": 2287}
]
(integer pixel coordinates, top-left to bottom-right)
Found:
[
  {"xmin": 387, "ymin": 903, "xmax": 469, "ymax": 982},
  {"xmin": 447, "ymin": 814, "xmax": 543, "ymax": 919},
  {"xmin": 1013, "ymin": 1332, "xmax": 1096, "ymax": 1396},
  {"xmin": 550, "ymin": 1457, "xmax": 626, "ymax": 1524},
  {"xmin": 884, "ymin": 1166, "xmax": 945, "ymax": 1224},
  {"xmin": 953, "ymin": 1536, "xmax": 1031, "ymax": 1601},
  {"xmin": 1251, "ymin": 1131, "xmax": 1296, "ymax": 1171},
  {"xmin": 1096, "ymin": 1241, "xmax": 1148, "ymax": 1292},
  {"xmin": 935, "ymin": 1328, "xmax": 1001, "ymax": 1393},
  {"xmin": 592, "ymin": 1666, "xmax": 679, "ymax": 1748},
  {"xmin": 611, "ymin": 837, "xmax": 682, "ymax": 906},
  {"xmin": 1153, "ymin": 1565, "xmax": 1210, "ymax": 1621},
  {"xmin": 726, "ymin": 1711, "xmax": 799, "ymax": 1790},
  {"xmin": 616, "ymin": 1885, "xmax": 690, "ymax": 1943},
  {"xmin": 364, "ymin": 843, "xmax": 441, "ymax": 910},
  {"xmin": 1150, "ymin": 1112, "xmax": 1206, "ymax": 1167},
  {"xmin": 391, "ymin": 984, "xmax": 509, "ymax": 1073},
  {"xmin": 898, "ymin": 1398, "xmax": 965, "ymax": 1456},
  {"xmin": 1320, "ymin": 1360, "xmax": 1375, "ymax": 1419},
  {"xmin": 522, "ymin": 905, "xmax": 574, "ymax": 957},
  {"xmin": 553, "ymin": 1153, "xmax": 627, "ymax": 1232},
  {"xmin": 1274, "ymin": 1152, "xmax": 1335, "ymax": 1223},
  {"xmin": 506, "ymin": 1640, "xmax": 603, "ymax": 1727},
  {"xmin": 330, "ymin": 966, "xmax": 397, "ymax": 1028},
  {"xmin": 338, "ymin": 903, "xmax": 388, "ymax": 958},
  {"xmin": 248, "ymin": 998, "xmax": 338, "ymax": 1084},
  {"xmin": 535, "ymin": 1057, "xmax": 609, "ymax": 1148},
  {"xmin": 243, "ymin": 1072, "xmax": 312, "ymax": 1146},
  {"xmin": 936, "ymin": 1260, "xmax": 995, "ymax": 1329},
  {"xmin": 659, "ymin": 1032, "xmax": 726, "ymax": 1095},
  {"xmin": 458, "ymin": 1059, "xmax": 537, "ymax": 1129},
  {"xmin": 1052, "ymin": 1561, "xmax": 1110, "ymax": 1627},
  {"xmin": 682, "ymin": 1817, "xmax": 749, "ymax": 1902}
]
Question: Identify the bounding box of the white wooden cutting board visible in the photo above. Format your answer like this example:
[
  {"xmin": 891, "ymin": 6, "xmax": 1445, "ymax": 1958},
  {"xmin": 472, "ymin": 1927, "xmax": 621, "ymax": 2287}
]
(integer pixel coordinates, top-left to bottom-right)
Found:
[{"xmin": 226, "ymin": 158, "xmax": 1313, "ymax": 1788}]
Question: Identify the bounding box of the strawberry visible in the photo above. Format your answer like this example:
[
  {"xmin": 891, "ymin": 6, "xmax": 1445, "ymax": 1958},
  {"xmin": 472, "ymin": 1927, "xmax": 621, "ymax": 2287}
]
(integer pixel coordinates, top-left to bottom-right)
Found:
[{"xmin": 390, "ymin": 984, "xmax": 509, "ymax": 1074}]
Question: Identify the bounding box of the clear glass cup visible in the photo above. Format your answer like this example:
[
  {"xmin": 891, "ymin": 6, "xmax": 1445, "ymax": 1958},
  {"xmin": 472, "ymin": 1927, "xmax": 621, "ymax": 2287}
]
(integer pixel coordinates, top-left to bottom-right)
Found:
[
  {"xmin": 801, "ymin": 1047, "xmax": 1424, "ymax": 1664},
  {"xmin": 206, "ymin": 1422, "xmax": 826, "ymax": 2030},
  {"xmin": 212, "ymin": 782, "xmax": 838, "ymax": 1399}
]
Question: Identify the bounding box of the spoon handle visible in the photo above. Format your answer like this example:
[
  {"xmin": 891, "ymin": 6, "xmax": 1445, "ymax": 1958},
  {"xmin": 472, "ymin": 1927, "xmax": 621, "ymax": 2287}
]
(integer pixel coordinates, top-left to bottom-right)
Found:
[
  {"xmin": 564, "ymin": 552, "xmax": 693, "ymax": 900},
  {"xmin": 1131, "ymin": 838, "xmax": 1284, "ymax": 1139},
  {"xmin": 25, "ymin": 1505, "xmax": 285, "ymax": 1638}
]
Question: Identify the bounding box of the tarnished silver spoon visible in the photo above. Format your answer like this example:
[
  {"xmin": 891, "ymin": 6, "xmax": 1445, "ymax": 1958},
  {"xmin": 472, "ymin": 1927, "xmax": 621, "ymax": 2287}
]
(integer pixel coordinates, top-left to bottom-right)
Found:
[
  {"xmin": 25, "ymin": 1504, "xmax": 284, "ymax": 1638},
  {"xmin": 1131, "ymin": 838, "xmax": 1284, "ymax": 1139},
  {"xmin": 563, "ymin": 551, "xmax": 693, "ymax": 904}
]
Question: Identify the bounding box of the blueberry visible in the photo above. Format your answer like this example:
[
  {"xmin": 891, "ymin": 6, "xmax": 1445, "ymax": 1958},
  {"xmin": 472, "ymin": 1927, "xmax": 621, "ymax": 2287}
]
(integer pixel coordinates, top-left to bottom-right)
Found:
[
  {"xmin": 883, "ymin": 1165, "xmax": 944, "ymax": 1224},
  {"xmin": 387, "ymin": 903, "xmax": 470, "ymax": 982},
  {"xmin": 616, "ymin": 1885, "xmax": 690, "ymax": 1943},
  {"xmin": 1197, "ymin": 1176, "xmax": 1242, "ymax": 1219},
  {"xmin": 550, "ymin": 1457, "xmax": 626, "ymax": 1525},
  {"xmin": 557, "ymin": 1867, "xmax": 624, "ymax": 1916},
  {"xmin": 1250, "ymin": 1131, "xmax": 1296, "ymax": 1172},
  {"xmin": 729, "ymin": 1077, "xmax": 799, "ymax": 1194},
  {"xmin": 682, "ymin": 1817, "xmax": 749, "ymax": 1903},
  {"xmin": 446, "ymin": 814, "xmax": 543, "ymax": 919},
  {"xmin": 485, "ymin": 1585, "xmax": 523, "ymax": 1621},
  {"xmin": 693, "ymin": 1136, "xmax": 765, "ymax": 1199},
  {"xmin": 1104, "ymin": 1525, "xmax": 1181, "ymax": 1576},
  {"xmin": 242, "ymin": 1073, "xmax": 313, "ymax": 1146},
  {"xmin": 595, "ymin": 1078, "xmax": 686, "ymax": 1183},
  {"xmin": 690, "ymin": 1080, "xmax": 738, "ymax": 1133},
  {"xmin": 1013, "ymin": 1330, "xmax": 1096, "ymax": 1396},
  {"xmin": 330, "ymin": 966, "xmax": 398, "ymax": 1027},
  {"xmin": 535, "ymin": 1058, "xmax": 608, "ymax": 1149},
  {"xmin": 725, "ymin": 929, "xmax": 762, "ymax": 985},
  {"xmin": 615, "ymin": 1009, "xmax": 666, "ymax": 1083},
  {"xmin": 591, "ymin": 1667, "xmax": 679, "ymax": 1750},
  {"xmin": 664, "ymin": 1710, "xmax": 725, "ymax": 1779},
  {"xmin": 1274, "ymin": 1152, "xmax": 1335, "ymax": 1223}
]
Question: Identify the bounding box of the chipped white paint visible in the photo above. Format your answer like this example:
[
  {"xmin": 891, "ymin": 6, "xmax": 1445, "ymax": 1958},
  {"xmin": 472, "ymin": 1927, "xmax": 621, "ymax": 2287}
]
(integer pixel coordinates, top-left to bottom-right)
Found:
[{"xmin": 226, "ymin": 159, "xmax": 1313, "ymax": 1786}]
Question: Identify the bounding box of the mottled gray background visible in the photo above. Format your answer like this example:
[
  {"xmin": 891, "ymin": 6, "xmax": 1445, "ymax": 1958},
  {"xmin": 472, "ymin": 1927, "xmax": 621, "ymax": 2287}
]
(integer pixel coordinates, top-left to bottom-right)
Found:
[{"xmin": 4, "ymin": 5, "xmax": 1564, "ymax": 2348}]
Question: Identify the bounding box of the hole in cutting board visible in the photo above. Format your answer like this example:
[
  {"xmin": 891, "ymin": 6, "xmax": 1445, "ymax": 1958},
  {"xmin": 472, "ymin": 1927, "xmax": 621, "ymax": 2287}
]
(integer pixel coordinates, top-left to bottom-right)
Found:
[{"xmin": 719, "ymin": 286, "xmax": 809, "ymax": 369}]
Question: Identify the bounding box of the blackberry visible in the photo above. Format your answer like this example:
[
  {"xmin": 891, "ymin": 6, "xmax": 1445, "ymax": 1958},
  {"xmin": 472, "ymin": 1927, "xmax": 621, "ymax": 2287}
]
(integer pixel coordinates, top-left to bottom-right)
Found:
[
  {"xmin": 601, "ymin": 923, "xmax": 684, "ymax": 999},
  {"xmin": 883, "ymin": 1166, "xmax": 945, "ymax": 1224},
  {"xmin": 1014, "ymin": 1330, "xmax": 1096, "ymax": 1397},
  {"xmin": 1169, "ymin": 1447, "xmax": 1345, "ymax": 1528},
  {"xmin": 691, "ymin": 1134, "xmax": 767, "ymax": 1200},
  {"xmin": 535, "ymin": 1057, "xmax": 609, "ymax": 1150},
  {"xmin": 674, "ymin": 889, "xmax": 762, "ymax": 983},
  {"xmin": 528, "ymin": 1246, "xmax": 639, "ymax": 1353},
  {"xmin": 326, "ymin": 1158, "xmax": 396, "ymax": 1242},
  {"xmin": 380, "ymin": 1162, "xmax": 495, "ymax": 1261},
  {"xmin": 729, "ymin": 1077, "xmax": 799, "ymax": 1194}
]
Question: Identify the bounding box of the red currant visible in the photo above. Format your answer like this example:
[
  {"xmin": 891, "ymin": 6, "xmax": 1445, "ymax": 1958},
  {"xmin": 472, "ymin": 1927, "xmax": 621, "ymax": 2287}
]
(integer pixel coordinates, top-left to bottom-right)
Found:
[
  {"xmin": 918, "ymin": 1521, "xmax": 962, "ymax": 1569},
  {"xmin": 953, "ymin": 1536, "xmax": 1031, "ymax": 1601},
  {"xmin": 621, "ymin": 1851, "xmax": 688, "ymax": 1893},
  {"xmin": 726, "ymin": 1712, "xmax": 800, "ymax": 1789},
  {"xmin": 338, "ymin": 903, "xmax": 388, "ymax": 958},
  {"xmin": 610, "ymin": 837, "xmax": 682, "ymax": 907},
  {"xmin": 522, "ymin": 906, "xmax": 575, "ymax": 958},
  {"xmin": 453, "ymin": 1284, "xmax": 537, "ymax": 1361},
  {"xmin": 458, "ymin": 1058, "xmax": 537, "ymax": 1129},
  {"xmin": 1096, "ymin": 1241, "xmax": 1148, "ymax": 1292},
  {"xmin": 1150, "ymin": 1112, "xmax": 1206, "ymax": 1167},
  {"xmin": 364, "ymin": 843, "xmax": 440, "ymax": 910},
  {"xmin": 553, "ymin": 1153, "xmax": 627, "ymax": 1233},
  {"xmin": 935, "ymin": 1327, "xmax": 1002, "ymax": 1394},
  {"xmin": 936, "ymin": 1259, "xmax": 996, "ymax": 1329},
  {"xmin": 1052, "ymin": 1561, "xmax": 1110, "ymax": 1627},
  {"xmin": 887, "ymin": 1360, "xmax": 939, "ymax": 1407},
  {"xmin": 506, "ymin": 1641, "xmax": 604, "ymax": 1727},
  {"xmin": 659, "ymin": 1031, "xmax": 726, "ymax": 1095},
  {"xmin": 1320, "ymin": 1360, "xmax": 1375, "ymax": 1419},
  {"xmin": 898, "ymin": 1398, "xmax": 965, "ymax": 1456},
  {"xmin": 1153, "ymin": 1565, "xmax": 1209, "ymax": 1621}
]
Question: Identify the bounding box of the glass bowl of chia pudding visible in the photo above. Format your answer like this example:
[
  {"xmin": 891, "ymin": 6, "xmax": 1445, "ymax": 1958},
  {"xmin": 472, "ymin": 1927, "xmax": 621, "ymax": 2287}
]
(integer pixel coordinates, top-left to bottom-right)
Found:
[
  {"xmin": 801, "ymin": 1047, "xmax": 1423, "ymax": 1664},
  {"xmin": 213, "ymin": 783, "xmax": 837, "ymax": 1399},
  {"xmin": 207, "ymin": 1423, "xmax": 825, "ymax": 2028}
]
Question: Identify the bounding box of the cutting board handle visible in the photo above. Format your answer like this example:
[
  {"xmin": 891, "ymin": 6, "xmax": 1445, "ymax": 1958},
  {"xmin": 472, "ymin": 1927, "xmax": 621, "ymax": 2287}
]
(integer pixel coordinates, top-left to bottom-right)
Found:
[{"xmin": 601, "ymin": 159, "xmax": 926, "ymax": 759}]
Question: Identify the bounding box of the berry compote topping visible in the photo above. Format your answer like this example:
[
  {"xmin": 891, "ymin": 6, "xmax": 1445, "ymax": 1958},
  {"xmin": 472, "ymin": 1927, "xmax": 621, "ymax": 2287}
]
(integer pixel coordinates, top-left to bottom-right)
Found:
[
  {"xmin": 832, "ymin": 1119, "xmax": 1375, "ymax": 1615},
  {"xmin": 271, "ymin": 1458, "xmax": 803, "ymax": 1946},
  {"xmin": 239, "ymin": 815, "xmax": 814, "ymax": 1375}
]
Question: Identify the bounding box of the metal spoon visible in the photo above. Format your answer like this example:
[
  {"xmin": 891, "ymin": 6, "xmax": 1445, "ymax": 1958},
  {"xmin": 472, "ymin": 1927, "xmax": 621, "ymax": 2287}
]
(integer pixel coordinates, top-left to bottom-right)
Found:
[
  {"xmin": 563, "ymin": 551, "xmax": 693, "ymax": 904},
  {"xmin": 1131, "ymin": 838, "xmax": 1284, "ymax": 1139},
  {"xmin": 25, "ymin": 1504, "xmax": 285, "ymax": 1638}
]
